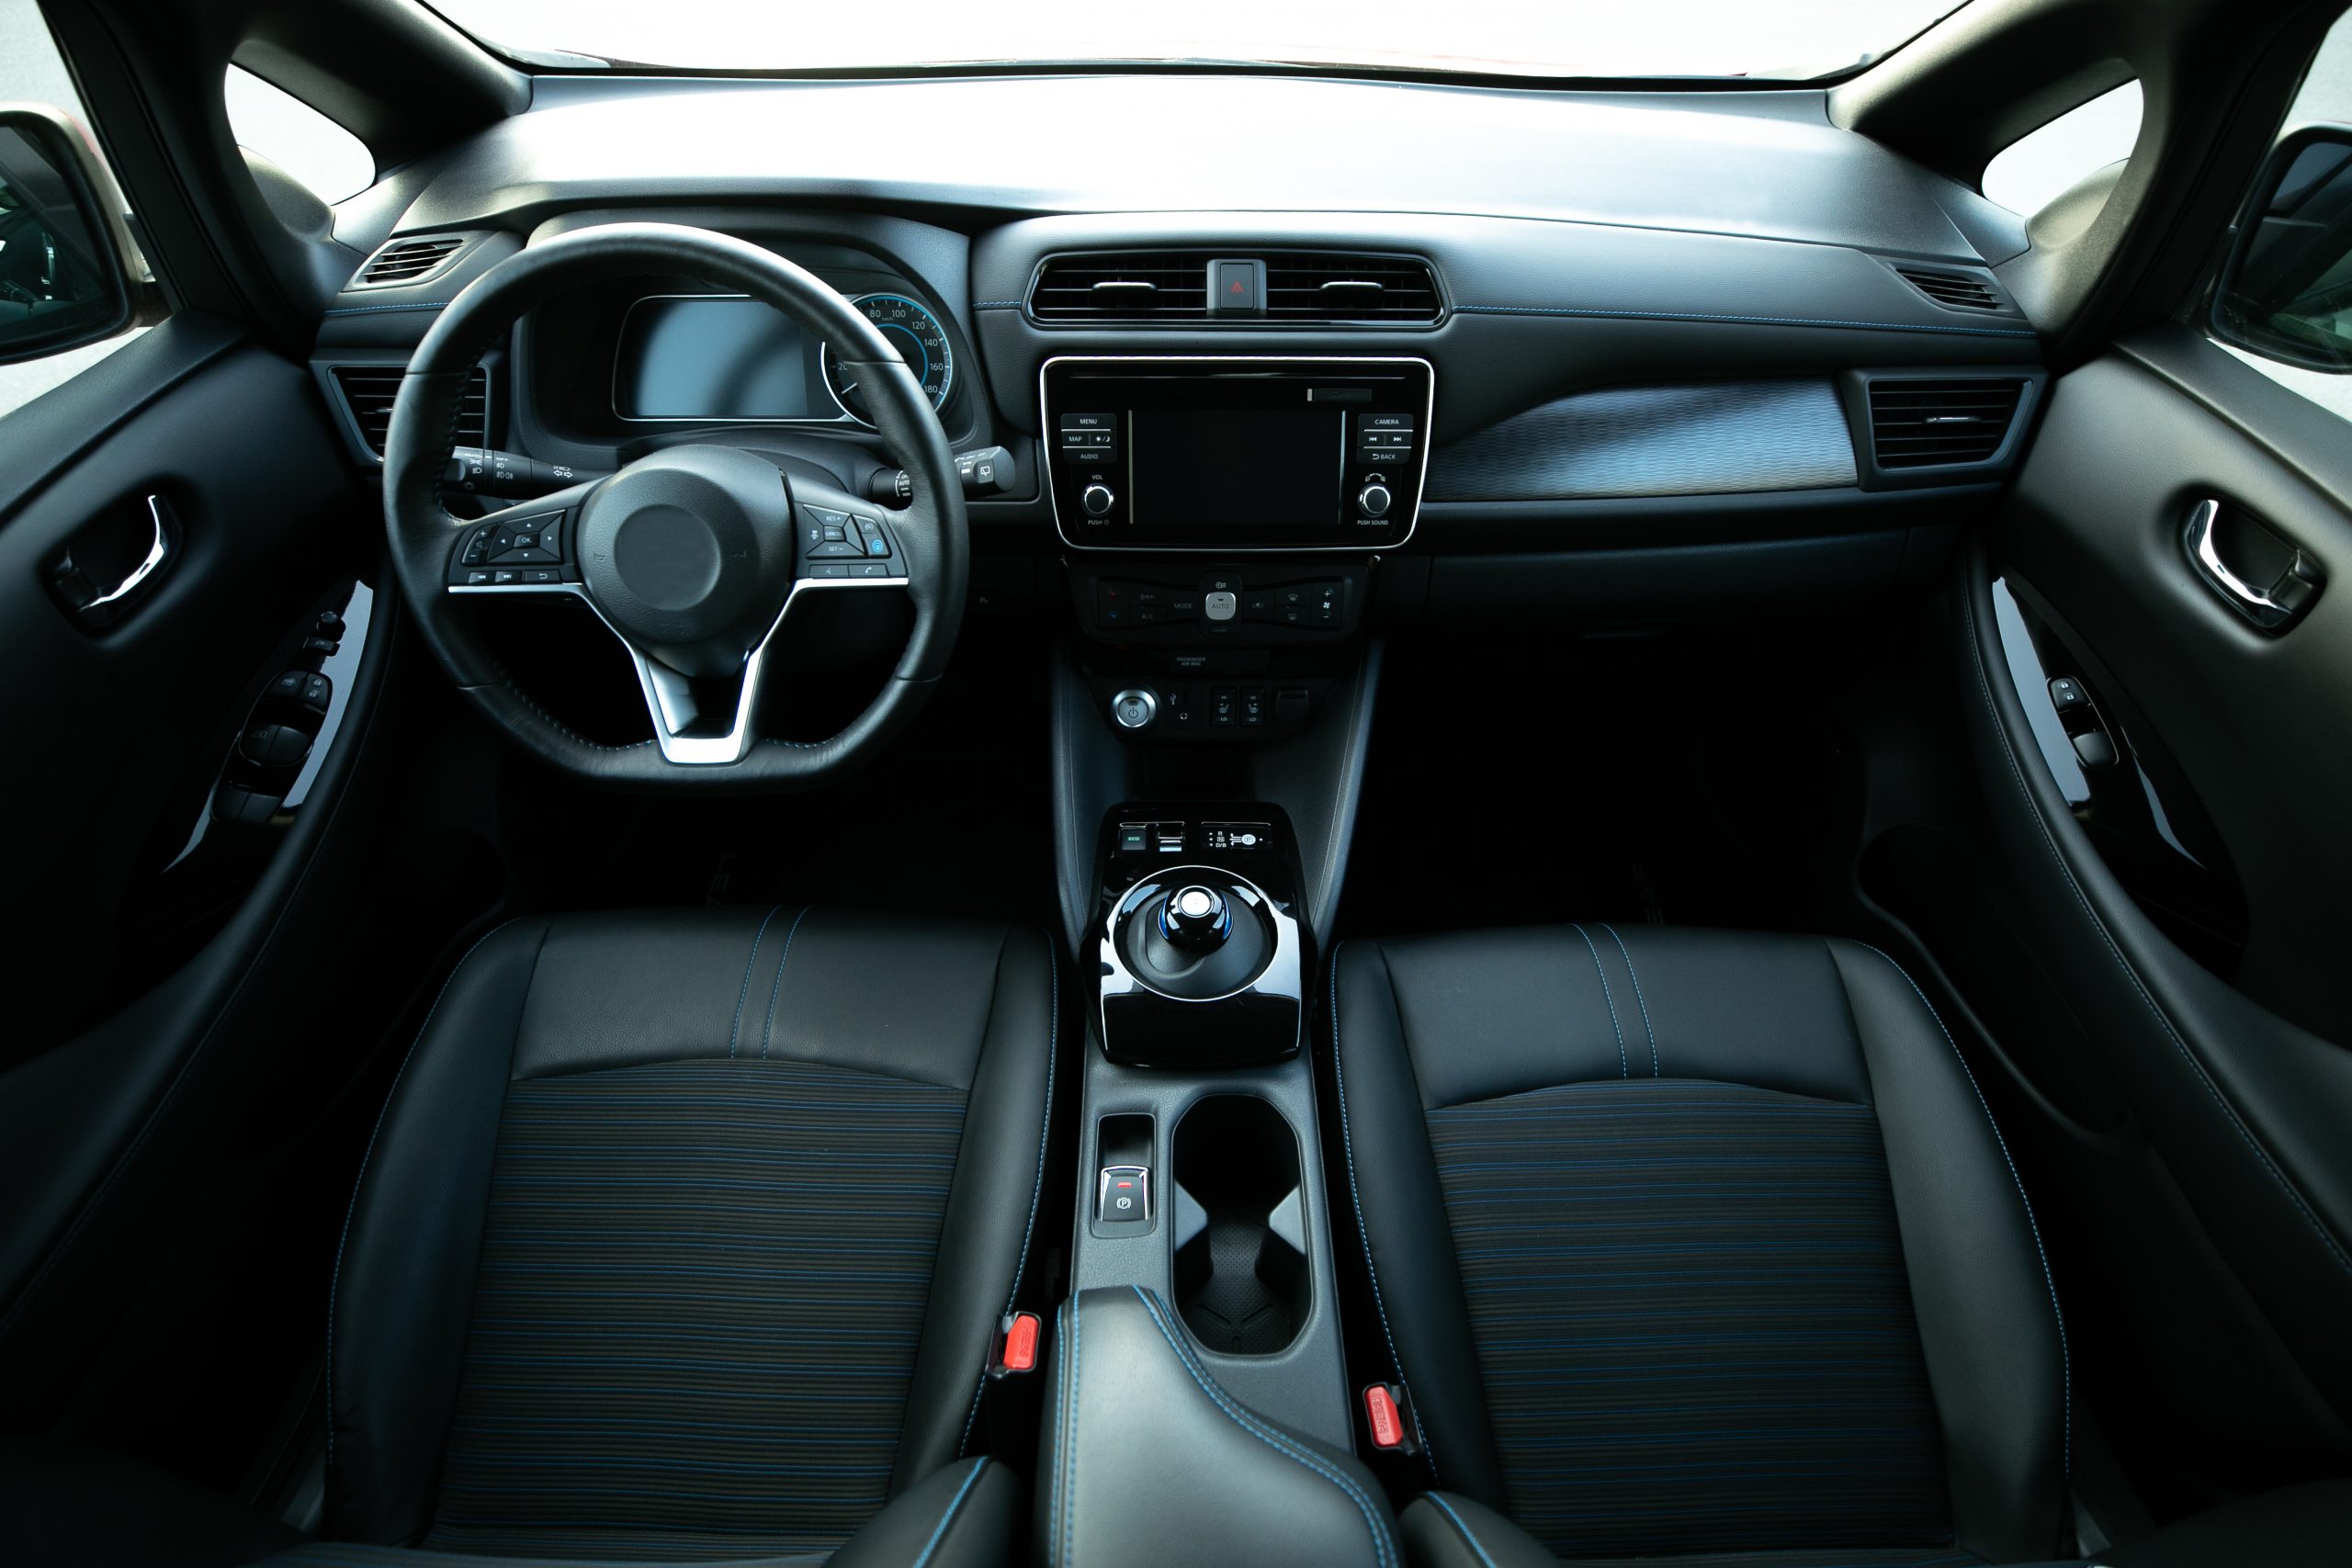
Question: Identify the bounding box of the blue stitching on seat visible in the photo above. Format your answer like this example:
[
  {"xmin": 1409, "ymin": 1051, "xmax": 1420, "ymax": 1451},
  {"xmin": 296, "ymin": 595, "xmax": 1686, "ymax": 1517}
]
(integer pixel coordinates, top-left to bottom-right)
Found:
[
  {"xmin": 325, "ymin": 918, "xmax": 533, "ymax": 1464},
  {"xmin": 1960, "ymin": 586, "xmax": 2352, "ymax": 1282},
  {"xmin": 1451, "ymin": 302, "xmax": 2038, "ymax": 337},
  {"xmin": 1063, "ymin": 1295, "xmax": 1082, "ymax": 1567},
  {"xmin": 755, "ymin": 906, "xmax": 813, "ymax": 1060},
  {"xmin": 960, "ymin": 934, "xmax": 1059, "ymax": 1452},
  {"xmin": 322, "ymin": 300, "xmax": 451, "ymax": 315},
  {"xmin": 1600, "ymin": 923, "xmax": 1659, "ymax": 1077},
  {"xmin": 726, "ymin": 906, "xmax": 783, "ymax": 1058},
  {"xmin": 1424, "ymin": 1494, "xmax": 1502, "ymax": 1568},
  {"xmin": 1130, "ymin": 1286, "xmax": 1399, "ymax": 1568},
  {"xmin": 1329, "ymin": 942, "xmax": 1438, "ymax": 1472},
  {"xmin": 1570, "ymin": 923, "xmax": 1628, "ymax": 1078},
  {"xmin": 910, "ymin": 1457, "xmax": 990, "ymax": 1568},
  {"xmin": 1849, "ymin": 940, "xmax": 2072, "ymax": 1479}
]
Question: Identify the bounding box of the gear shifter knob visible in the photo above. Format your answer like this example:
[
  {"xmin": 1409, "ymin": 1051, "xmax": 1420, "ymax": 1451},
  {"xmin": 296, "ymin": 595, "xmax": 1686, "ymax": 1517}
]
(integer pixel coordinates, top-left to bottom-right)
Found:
[{"xmin": 1158, "ymin": 884, "xmax": 1231, "ymax": 951}]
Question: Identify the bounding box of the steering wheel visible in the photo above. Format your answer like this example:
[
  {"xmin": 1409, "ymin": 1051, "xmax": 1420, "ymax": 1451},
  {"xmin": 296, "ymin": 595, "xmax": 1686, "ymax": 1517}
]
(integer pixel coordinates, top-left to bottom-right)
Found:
[{"xmin": 380, "ymin": 223, "xmax": 967, "ymax": 790}]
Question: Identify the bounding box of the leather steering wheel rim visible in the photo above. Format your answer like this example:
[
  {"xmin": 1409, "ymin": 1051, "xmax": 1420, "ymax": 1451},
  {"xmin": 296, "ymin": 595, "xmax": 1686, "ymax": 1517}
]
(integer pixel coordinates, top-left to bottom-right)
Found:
[{"xmin": 381, "ymin": 221, "xmax": 968, "ymax": 792}]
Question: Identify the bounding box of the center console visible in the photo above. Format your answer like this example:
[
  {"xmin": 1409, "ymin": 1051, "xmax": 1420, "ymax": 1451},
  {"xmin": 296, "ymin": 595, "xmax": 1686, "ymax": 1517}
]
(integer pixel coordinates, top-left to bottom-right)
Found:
[{"xmin": 1035, "ymin": 364, "xmax": 1410, "ymax": 1553}]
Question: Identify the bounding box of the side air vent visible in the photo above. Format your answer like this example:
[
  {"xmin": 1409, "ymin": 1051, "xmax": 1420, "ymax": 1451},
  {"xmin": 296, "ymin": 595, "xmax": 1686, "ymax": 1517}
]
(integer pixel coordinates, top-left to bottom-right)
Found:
[
  {"xmin": 1031, "ymin": 254, "xmax": 1214, "ymax": 320},
  {"xmin": 1895, "ymin": 266, "xmax": 2004, "ymax": 312},
  {"xmin": 354, "ymin": 235, "xmax": 468, "ymax": 288},
  {"xmin": 1264, "ymin": 254, "xmax": 1442, "ymax": 321},
  {"xmin": 330, "ymin": 365, "xmax": 489, "ymax": 457},
  {"xmin": 1867, "ymin": 378, "xmax": 2025, "ymax": 468}
]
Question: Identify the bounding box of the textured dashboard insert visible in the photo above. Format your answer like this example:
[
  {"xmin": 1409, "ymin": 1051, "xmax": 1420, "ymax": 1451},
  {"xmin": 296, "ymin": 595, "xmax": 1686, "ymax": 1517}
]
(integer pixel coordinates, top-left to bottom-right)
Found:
[{"xmin": 1428, "ymin": 381, "xmax": 1858, "ymax": 502}]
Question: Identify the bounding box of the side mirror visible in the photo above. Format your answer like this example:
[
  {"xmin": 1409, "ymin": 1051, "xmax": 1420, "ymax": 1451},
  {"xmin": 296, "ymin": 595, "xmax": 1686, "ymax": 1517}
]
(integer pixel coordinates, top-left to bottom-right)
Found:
[
  {"xmin": 2212, "ymin": 125, "xmax": 2352, "ymax": 373},
  {"xmin": 0, "ymin": 103, "xmax": 141, "ymax": 368}
]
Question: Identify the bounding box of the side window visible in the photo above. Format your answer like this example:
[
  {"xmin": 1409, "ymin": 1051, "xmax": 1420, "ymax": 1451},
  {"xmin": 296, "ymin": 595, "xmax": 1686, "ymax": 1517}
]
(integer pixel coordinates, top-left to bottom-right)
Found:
[
  {"xmin": 1984, "ymin": 82, "xmax": 2144, "ymax": 219},
  {"xmin": 0, "ymin": 2, "xmax": 148, "ymax": 420},
  {"xmin": 2209, "ymin": 9, "xmax": 2352, "ymax": 423},
  {"xmin": 224, "ymin": 66, "xmax": 374, "ymax": 207}
]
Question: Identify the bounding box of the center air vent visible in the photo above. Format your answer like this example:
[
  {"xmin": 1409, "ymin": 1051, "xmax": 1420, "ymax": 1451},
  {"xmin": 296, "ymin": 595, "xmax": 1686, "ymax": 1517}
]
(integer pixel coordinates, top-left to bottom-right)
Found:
[
  {"xmin": 353, "ymin": 234, "xmax": 469, "ymax": 288},
  {"xmin": 330, "ymin": 365, "xmax": 489, "ymax": 457},
  {"xmin": 1031, "ymin": 254, "xmax": 1213, "ymax": 320},
  {"xmin": 1894, "ymin": 266, "xmax": 2004, "ymax": 312},
  {"xmin": 1265, "ymin": 254, "xmax": 1441, "ymax": 321},
  {"xmin": 1030, "ymin": 251, "xmax": 1442, "ymax": 323},
  {"xmin": 1867, "ymin": 378, "xmax": 2025, "ymax": 468}
]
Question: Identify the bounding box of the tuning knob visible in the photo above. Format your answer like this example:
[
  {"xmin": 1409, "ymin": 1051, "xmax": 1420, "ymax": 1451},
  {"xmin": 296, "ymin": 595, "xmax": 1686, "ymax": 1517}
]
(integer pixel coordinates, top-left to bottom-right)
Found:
[
  {"xmin": 1158, "ymin": 885, "xmax": 1231, "ymax": 951},
  {"xmin": 1081, "ymin": 482, "xmax": 1116, "ymax": 518},
  {"xmin": 1357, "ymin": 482, "xmax": 1393, "ymax": 519}
]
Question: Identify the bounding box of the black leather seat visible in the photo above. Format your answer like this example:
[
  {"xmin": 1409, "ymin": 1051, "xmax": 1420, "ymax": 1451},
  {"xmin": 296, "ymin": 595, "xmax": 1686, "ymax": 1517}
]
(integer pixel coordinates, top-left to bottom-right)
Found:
[
  {"xmin": 1330, "ymin": 925, "xmax": 2071, "ymax": 1568},
  {"xmin": 254, "ymin": 907, "xmax": 1057, "ymax": 1567}
]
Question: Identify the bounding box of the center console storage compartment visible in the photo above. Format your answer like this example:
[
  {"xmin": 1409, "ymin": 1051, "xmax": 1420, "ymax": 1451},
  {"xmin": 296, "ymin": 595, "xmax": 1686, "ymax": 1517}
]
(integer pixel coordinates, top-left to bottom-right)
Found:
[{"xmin": 1171, "ymin": 1096, "xmax": 1309, "ymax": 1355}]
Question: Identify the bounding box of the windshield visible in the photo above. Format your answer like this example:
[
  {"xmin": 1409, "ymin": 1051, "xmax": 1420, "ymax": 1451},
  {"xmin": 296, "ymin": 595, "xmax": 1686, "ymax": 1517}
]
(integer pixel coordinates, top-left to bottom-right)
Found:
[{"xmin": 425, "ymin": 1, "xmax": 1969, "ymax": 81}]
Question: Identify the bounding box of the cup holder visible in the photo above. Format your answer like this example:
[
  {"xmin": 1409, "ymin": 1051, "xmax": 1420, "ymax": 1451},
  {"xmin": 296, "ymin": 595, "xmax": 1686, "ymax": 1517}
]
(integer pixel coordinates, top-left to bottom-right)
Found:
[{"xmin": 1170, "ymin": 1095, "xmax": 1309, "ymax": 1356}]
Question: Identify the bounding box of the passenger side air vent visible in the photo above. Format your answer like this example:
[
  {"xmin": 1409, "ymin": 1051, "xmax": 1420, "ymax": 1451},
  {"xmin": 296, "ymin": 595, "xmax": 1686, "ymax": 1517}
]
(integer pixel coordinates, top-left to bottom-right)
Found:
[
  {"xmin": 1867, "ymin": 378, "xmax": 2025, "ymax": 468},
  {"xmin": 330, "ymin": 365, "xmax": 489, "ymax": 457},
  {"xmin": 1031, "ymin": 254, "xmax": 1214, "ymax": 320},
  {"xmin": 1894, "ymin": 266, "xmax": 2004, "ymax": 311},
  {"xmin": 1264, "ymin": 254, "xmax": 1442, "ymax": 321},
  {"xmin": 353, "ymin": 234, "xmax": 469, "ymax": 288}
]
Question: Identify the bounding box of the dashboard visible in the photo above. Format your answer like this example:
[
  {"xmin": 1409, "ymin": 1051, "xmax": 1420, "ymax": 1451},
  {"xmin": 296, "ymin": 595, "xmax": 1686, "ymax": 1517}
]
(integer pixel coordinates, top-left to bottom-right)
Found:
[{"xmin": 311, "ymin": 69, "xmax": 2050, "ymax": 626}]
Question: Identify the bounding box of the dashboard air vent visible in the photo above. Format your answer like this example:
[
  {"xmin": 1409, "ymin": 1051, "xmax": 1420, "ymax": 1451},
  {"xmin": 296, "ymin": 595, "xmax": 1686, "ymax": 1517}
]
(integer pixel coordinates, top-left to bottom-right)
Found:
[
  {"xmin": 1264, "ymin": 254, "xmax": 1442, "ymax": 321},
  {"xmin": 1031, "ymin": 254, "xmax": 1213, "ymax": 320},
  {"xmin": 331, "ymin": 365, "xmax": 488, "ymax": 457},
  {"xmin": 1867, "ymin": 378, "xmax": 2025, "ymax": 468},
  {"xmin": 355, "ymin": 235, "xmax": 467, "ymax": 288},
  {"xmin": 1895, "ymin": 266, "xmax": 2003, "ymax": 311}
]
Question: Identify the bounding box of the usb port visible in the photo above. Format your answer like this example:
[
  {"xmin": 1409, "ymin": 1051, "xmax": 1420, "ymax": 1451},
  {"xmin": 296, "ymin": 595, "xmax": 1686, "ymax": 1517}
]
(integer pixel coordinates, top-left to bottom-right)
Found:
[{"xmin": 1154, "ymin": 825, "xmax": 1185, "ymax": 853}]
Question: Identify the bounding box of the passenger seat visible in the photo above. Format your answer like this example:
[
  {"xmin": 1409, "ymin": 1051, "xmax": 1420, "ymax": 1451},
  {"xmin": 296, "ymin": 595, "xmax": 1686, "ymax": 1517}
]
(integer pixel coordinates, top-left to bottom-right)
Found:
[{"xmin": 1329, "ymin": 926, "xmax": 2069, "ymax": 1567}]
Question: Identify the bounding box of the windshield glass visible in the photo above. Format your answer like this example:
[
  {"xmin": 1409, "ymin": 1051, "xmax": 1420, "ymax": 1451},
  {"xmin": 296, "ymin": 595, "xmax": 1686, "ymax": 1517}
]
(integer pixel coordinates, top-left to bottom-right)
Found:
[{"xmin": 425, "ymin": 1, "xmax": 1968, "ymax": 81}]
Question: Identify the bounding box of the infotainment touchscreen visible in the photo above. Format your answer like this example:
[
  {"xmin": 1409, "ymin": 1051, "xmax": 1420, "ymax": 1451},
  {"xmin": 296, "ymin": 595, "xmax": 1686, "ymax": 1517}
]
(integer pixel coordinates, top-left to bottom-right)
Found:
[
  {"xmin": 1128, "ymin": 408, "xmax": 1346, "ymax": 530},
  {"xmin": 1040, "ymin": 356, "xmax": 1433, "ymax": 551},
  {"xmin": 614, "ymin": 297, "xmax": 832, "ymax": 422}
]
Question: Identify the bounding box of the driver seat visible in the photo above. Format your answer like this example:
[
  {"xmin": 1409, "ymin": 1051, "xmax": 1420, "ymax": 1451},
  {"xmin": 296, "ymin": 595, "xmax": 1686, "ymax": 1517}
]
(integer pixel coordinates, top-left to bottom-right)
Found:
[{"xmin": 267, "ymin": 906, "xmax": 1054, "ymax": 1566}]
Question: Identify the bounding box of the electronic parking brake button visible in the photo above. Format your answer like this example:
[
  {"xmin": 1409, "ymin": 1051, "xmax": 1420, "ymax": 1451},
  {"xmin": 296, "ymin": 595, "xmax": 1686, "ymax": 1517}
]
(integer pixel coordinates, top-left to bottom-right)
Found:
[{"xmin": 1097, "ymin": 1165, "xmax": 1150, "ymax": 1226}]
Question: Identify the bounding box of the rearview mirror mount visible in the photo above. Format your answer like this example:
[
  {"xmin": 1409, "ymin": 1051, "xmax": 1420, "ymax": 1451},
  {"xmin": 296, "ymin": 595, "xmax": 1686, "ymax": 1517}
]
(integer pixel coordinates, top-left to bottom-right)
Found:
[{"xmin": 0, "ymin": 103, "xmax": 142, "ymax": 369}]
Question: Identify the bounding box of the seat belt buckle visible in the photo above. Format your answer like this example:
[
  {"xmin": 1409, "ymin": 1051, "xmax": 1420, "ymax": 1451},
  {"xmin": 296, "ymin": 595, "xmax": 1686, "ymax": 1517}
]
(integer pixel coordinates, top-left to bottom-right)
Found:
[
  {"xmin": 989, "ymin": 1311, "xmax": 1043, "ymax": 1378},
  {"xmin": 1362, "ymin": 1382, "xmax": 1420, "ymax": 1456}
]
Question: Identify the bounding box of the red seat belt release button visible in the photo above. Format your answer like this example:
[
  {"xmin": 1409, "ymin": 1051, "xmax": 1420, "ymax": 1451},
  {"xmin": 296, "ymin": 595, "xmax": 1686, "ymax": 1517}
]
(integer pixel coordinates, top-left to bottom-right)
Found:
[
  {"xmin": 1364, "ymin": 1383, "xmax": 1406, "ymax": 1450},
  {"xmin": 998, "ymin": 1311, "xmax": 1042, "ymax": 1375}
]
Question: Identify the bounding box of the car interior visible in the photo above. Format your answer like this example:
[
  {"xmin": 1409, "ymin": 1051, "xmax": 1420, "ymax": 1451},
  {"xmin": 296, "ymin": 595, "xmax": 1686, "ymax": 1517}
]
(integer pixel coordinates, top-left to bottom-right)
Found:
[{"xmin": 5, "ymin": 0, "xmax": 2352, "ymax": 1564}]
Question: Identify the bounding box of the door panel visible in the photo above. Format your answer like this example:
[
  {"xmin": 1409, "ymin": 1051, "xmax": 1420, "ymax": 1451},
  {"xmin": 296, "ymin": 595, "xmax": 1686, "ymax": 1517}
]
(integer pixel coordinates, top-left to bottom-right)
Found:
[
  {"xmin": 1965, "ymin": 324, "xmax": 2352, "ymax": 1453},
  {"xmin": 0, "ymin": 312, "xmax": 401, "ymax": 1425}
]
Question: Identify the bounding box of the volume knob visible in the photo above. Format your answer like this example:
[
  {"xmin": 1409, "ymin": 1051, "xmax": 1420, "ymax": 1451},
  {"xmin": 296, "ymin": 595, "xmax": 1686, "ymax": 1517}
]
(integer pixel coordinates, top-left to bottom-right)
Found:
[
  {"xmin": 1081, "ymin": 482, "xmax": 1116, "ymax": 518},
  {"xmin": 1357, "ymin": 482, "xmax": 1393, "ymax": 519}
]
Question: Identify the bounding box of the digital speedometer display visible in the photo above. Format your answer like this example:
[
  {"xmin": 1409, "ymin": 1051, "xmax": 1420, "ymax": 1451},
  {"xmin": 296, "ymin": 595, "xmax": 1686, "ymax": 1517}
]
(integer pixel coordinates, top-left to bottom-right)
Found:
[{"xmin": 821, "ymin": 293, "xmax": 954, "ymax": 423}]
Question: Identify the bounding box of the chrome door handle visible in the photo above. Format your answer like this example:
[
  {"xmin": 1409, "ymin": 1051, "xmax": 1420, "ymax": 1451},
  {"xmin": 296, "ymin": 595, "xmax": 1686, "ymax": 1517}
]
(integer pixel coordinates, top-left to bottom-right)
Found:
[
  {"xmin": 51, "ymin": 494, "xmax": 177, "ymax": 627},
  {"xmin": 2181, "ymin": 497, "xmax": 2324, "ymax": 632}
]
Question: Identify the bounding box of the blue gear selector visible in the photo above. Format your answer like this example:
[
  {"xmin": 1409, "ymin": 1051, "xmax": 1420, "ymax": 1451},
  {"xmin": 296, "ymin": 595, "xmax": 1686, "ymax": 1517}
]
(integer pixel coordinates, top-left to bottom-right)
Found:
[{"xmin": 1158, "ymin": 884, "xmax": 1231, "ymax": 951}]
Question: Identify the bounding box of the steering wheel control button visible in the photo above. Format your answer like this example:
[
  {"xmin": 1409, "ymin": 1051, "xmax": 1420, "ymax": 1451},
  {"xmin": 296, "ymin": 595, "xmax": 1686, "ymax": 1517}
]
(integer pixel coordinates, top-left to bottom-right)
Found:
[
  {"xmin": 1111, "ymin": 688, "xmax": 1159, "ymax": 730},
  {"xmin": 1097, "ymin": 1165, "xmax": 1151, "ymax": 1226}
]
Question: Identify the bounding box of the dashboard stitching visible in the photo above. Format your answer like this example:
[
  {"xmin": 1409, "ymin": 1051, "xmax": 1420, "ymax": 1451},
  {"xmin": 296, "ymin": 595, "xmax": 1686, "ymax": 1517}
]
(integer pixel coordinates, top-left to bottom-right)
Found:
[
  {"xmin": 1451, "ymin": 304, "xmax": 2036, "ymax": 336},
  {"xmin": 324, "ymin": 301, "xmax": 453, "ymax": 315}
]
